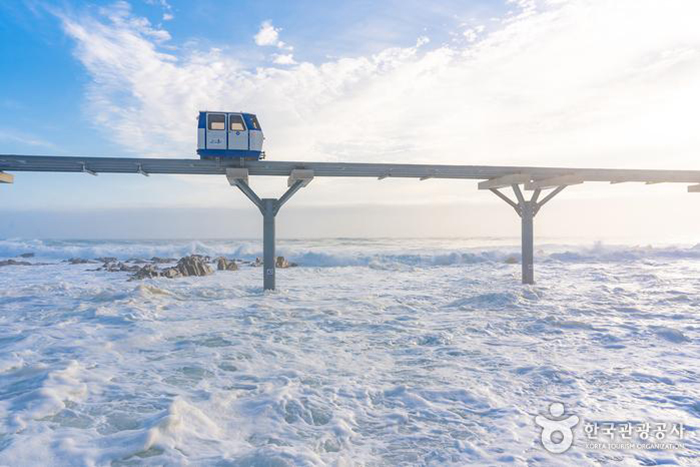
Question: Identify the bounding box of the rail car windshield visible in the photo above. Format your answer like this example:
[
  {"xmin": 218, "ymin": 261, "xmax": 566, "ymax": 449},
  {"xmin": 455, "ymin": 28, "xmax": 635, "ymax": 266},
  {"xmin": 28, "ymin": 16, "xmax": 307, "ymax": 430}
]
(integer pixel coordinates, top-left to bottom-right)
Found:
[
  {"xmin": 229, "ymin": 115, "xmax": 246, "ymax": 131},
  {"xmin": 248, "ymin": 115, "xmax": 260, "ymax": 130},
  {"xmin": 208, "ymin": 114, "xmax": 225, "ymax": 130}
]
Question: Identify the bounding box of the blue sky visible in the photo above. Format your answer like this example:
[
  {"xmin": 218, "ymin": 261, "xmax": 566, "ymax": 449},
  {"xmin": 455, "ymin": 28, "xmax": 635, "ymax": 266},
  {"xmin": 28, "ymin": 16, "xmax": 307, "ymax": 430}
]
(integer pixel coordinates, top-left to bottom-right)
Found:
[
  {"xmin": 2, "ymin": 0, "xmax": 700, "ymax": 239},
  {"xmin": 0, "ymin": 0, "xmax": 510, "ymax": 211},
  {"xmin": 0, "ymin": 0, "xmax": 504, "ymax": 157}
]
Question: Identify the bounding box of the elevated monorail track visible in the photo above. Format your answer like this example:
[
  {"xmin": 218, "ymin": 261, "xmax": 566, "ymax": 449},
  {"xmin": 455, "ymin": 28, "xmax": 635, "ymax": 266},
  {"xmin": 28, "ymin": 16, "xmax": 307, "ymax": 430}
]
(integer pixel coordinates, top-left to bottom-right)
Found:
[{"xmin": 3, "ymin": 154, "xmax": 699, "ymax": 289}]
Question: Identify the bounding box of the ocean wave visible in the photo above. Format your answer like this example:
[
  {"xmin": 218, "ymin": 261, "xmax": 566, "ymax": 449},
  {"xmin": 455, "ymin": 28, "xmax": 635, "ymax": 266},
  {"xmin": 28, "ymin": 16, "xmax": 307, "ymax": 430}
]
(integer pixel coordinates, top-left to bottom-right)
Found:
[
  {"xmin": 0, "ymin": 239, "xmax": 261, "ymax": 262},
  {"xmin": 2, "ymin": 238, "xmax": 700, "ymax": 268}
]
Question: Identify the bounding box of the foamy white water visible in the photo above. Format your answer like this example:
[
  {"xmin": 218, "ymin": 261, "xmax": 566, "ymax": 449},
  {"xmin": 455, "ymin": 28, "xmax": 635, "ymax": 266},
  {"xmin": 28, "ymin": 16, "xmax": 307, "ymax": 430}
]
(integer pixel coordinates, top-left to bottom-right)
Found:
[{"xmin": 0, "ymin": 238, "xmax": 698, "ymax": 465}]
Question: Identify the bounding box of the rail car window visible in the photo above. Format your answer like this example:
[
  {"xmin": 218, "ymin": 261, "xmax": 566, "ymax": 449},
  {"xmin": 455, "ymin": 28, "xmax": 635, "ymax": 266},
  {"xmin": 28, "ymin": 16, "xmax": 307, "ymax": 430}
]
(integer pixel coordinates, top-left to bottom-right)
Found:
[
  {"xmin": 248, "ymin": 115, "xmax": 260, "ymax": 130},
  {"xmin": 208, "ymin": 114, "xmax": 226, "ymax": 131},
  {"xmin": 229, "ymin": 115, "xmax": 246, "ymax": 131}
]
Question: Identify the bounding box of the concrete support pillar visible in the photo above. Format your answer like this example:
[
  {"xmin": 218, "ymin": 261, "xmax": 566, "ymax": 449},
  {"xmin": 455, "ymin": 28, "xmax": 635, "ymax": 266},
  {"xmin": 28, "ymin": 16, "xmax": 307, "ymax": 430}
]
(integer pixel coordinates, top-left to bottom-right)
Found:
[
  {"xmin": 262, "ymin": 199, "xmax": 277, "ymax": 291},
  {"xmin": 521, "ymin": 201, "xmax": 535, "ymax": 285},
  {"xmin": 227, "ymin": 168, "xmax": 313, "ymax": 291},
  {"xmin": 487, "ymin": 183, "xmax": 567, "ymax": 285}
]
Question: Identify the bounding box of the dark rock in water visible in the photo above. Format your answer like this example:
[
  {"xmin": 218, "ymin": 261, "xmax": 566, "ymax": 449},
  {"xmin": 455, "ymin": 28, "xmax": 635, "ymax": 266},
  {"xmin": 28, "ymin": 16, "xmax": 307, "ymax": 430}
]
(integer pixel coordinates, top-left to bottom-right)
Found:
[
  {"xmin": 216, "ymin": 257, "xmax": 238, "ymax": 271},
  {"xmin": 161, "ymin": 267, "xmax": 181, "ymax": 279},
  {"xmin": 18, "ymin": 253, "xmax": 35, "ymax": 258},
  {"xmin": 176, "ymin": 255, "xmax": 214, "ymax": 277},
  {"xmin": 66, "ymin": 258, "xmax": 93, "ymax": 265},
  {"xmin": 127, "ymin": 258, "xmax": 150, "ymax": 264},
  {"xmin": 251, "ymin": 256, "xmax": 297, "ymax": 268},
  {"xmin": 0, "ymin": 259, "xmax": 32, "ymax": 267},
  {"xmin": 102, "ymin": 262, "xmax": 140, "ymax": 273},
  {"xmin": 504, "ymin": 256, "xmax": 519, "ymax": 264},
  {"xmin": 151, "ymin": 257, "xmax": 176, "ymax": 264},
  {"xmin": 96, "ymin": 257, "xmax": 117, "ymax": 263},
  {"xmin": 130, "ymin": 255, "xmax": 214, "ymax": 280},
  {"xmin": 275, "ymin": 256, "xmax": 298, "ymax": 268},
  {"xmin": 131, "ymin": 264, "xmax": 161, "ymax": 280}
]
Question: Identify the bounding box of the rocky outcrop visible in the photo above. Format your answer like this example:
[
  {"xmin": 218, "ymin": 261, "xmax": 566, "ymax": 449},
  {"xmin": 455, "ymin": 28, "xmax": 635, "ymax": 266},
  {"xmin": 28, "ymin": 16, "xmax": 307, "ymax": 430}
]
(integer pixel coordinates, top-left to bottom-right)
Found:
[
  {"xmin": 252, "ymin": 256, "xmax": 297, "ymax": 268},
  {"xmin": 276, "ymin": 256, "xmax": 297, "ymax": 268},
  {"xmin": 151, "ymin": 257, "xmax": 176, "ymax": 264},
  {"xmin": 96, "ymin": 257, "xmax": 117, "ymax": 263},
  {"xmin": 131, "ymin": 264, "xmax": 161, "ymax": 280},
  {"xmin": 100, "ymin": 261, "xmax": 140, "ymax": 273},
  {"xmin": 160, "ymin": 267, "xmax": 181, "ymax": 279},
  {"xmin": 174, "ymin": 255, "xmax": 214, "ymax": 277},
  {"xmin": 66, "ymin": 258, "xmax": 94, "ymax": 265},
  {"xmin": 18, "ymin": 253, "xmax": 35, "ymax": 258},
  {"xmin": 216, "ymin": 257, "xmax": 238, "ymax": 271},
  {"xmin": 0, "ymin": 259, "xmax": 32, "ymax": 267},
  {"xmin": 127, "ymin": 258, "xmax": 150, "ymax": 264},
  {"xmin": 131, "ymin": 255, "xmax": 214, "ymax": 280}
]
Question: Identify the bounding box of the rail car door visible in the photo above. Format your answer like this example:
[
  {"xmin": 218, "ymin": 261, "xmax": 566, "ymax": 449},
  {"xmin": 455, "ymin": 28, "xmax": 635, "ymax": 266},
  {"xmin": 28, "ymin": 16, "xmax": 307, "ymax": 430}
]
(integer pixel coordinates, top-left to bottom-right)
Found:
[
  {"xmin": 206, "ymin": 113, "xmax": 227, "ymax": 150},
  {"xmin": 228, "ymin": 113, "xmax": 249, "ymax": 152},
  {"xmin": 245, "ymin": 114, "xmax": 264, "ymax": 153}
]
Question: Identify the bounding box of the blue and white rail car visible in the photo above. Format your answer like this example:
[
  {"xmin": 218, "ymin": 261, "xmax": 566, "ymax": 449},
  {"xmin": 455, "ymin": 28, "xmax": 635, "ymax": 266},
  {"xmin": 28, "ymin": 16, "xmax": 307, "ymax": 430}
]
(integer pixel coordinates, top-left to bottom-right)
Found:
[{"xmin": 197, "ymin": 111, "xmax": 265, "ymax": 159}]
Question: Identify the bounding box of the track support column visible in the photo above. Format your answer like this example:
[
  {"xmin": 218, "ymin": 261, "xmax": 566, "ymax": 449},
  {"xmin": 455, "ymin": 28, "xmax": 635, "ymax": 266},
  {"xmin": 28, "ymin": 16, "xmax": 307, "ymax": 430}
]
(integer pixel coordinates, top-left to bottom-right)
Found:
[
  {"xmin": 521, "ymin": 200, "xmax": 535, "ymax": 284},
  {"xmin": 262, "ymin": 198, "xmax": 276, "ymax": 290},
  {"xmin": 481, "ymin": 177, "xmax": 569, "ymax": 284},
  {"xmin": 227, "ymin": 168, "xmax": 313, "ymax": 291}
]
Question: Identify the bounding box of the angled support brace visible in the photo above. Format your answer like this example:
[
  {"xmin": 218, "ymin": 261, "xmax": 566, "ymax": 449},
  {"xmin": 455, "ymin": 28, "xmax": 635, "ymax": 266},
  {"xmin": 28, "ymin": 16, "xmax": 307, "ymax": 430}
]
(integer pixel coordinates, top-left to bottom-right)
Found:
[
  {"xmin": 275, "ymin": 180, "xmax": 305, "ymax": 215},
  {"xmin": 479, "ymin": 173, "xmax": 531, "ymax": 190},
  {"xmin": 489, "ymin": 188, "xmax": 520, "ymax": 215},
  {"xmin": 526, "ymin": 174, "xmax": 581, "ymax": 190},
  {"xmin": 226, "ymin": 168, "xmax": 313, "ymax": 290},
  {"xmin": 534, "ymin": 185, "xmax": 566, "ymax": 215},
  {"xmin": 227, "ymin": 168, "xmax": 263, "ymax": 211},
  {"xmin": 233, "ymin": 180, "xmax": 264, "ymax": 212},
  {"xmin": 487, "ymin": 183, "xmax": 567, "ymax": 284},
  {"xmin": 82, "ymin": 163, "xmax": 98, "ymax": 177}
]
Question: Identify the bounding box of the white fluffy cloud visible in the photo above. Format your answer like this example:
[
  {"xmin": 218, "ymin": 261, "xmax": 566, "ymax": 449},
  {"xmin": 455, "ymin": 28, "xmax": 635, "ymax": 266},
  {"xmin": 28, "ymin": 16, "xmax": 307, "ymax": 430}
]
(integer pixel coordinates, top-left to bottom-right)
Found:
[
  {"xmin": 56, "ymin": 0, "xmax": 700, "ymax": 207},
  {"xmin": 254, "ymin": 20, "xmax": 291, "ymax": 49},
  {"xmin": 463, "ymin": 25, "xmax": 484, "ymax": 42},
  {"xmin": 145, "ymin": 0, "xmax": 174, "ymax": 22},
  {"xmin": 254, "ymin": 20, "xmax": 279, "ymax": 46},
  {"xmin": 272, "ymin": 53, "xmax": 296, "ymax": 65},
  {"xmin": 254, "ymin": 20, "xmax": 294, "ymax": 64}
]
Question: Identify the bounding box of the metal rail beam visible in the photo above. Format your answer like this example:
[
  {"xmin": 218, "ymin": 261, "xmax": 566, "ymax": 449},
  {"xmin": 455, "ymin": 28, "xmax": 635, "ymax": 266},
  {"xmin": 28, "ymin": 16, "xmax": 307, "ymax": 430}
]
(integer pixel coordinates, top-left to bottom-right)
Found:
[
  {"xmin": 4, "ymin": 153, "xmax": 700, "ymax": 287},
  {"xmin": 3, "ymin": 154, "xmax": 700, "ymax": 184}
]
